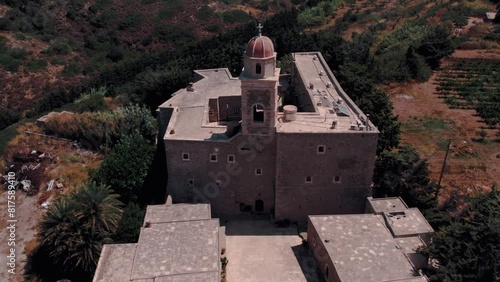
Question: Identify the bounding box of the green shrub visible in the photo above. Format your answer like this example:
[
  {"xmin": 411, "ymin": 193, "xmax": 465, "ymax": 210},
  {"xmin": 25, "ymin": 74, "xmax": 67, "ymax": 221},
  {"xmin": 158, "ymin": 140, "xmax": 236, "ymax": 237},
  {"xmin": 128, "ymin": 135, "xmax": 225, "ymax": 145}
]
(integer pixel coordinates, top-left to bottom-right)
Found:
[
  {"xmin": 158, "ymin": 0, "xmax": 184, "ymax": 19},
  {"xmin": 0, "ymin": 53, "xmax": 22, "ymax": 72},
  {"xmin": 219, "ymin": 0, "xmax": 242, "ymax": 4},
  {"xmin": 44, "ymin": 42, "xmax": 71, "ymax": 55},
  {"xmin": 442, "ymin": 4, "xmax": 487, "ymax": 27},
  {"xmin": 112, "ymin": 203, "xmax": 146, "ymax": 243},
  {"xmin": 0, "ymin": 35, "xmax": 6, "ymax": 51},
  {"xmin": 203, "ymin": 24, "xmax": 220, "ymax": 33},
  {"xmin": 75, "ymin": 87, "xmax": 108, "ymax": 113},
  {"xmin": 377, "ymin": 23, "xmax": 428, "ymax": 54},
  {"xmin": 141, "ymin": 35, "xmax": 153, "ymax": 46},
  {"xmin": 82, "ymin": 64, "xmax": 95, "ymax": 75},
  {"xmin": 50, "ymin": 57, "xmax": 65, "ymax": 65},
  {"xmin": 119, "ymin": 12, "xmax": 143, "ymax": 30},
  {"xmin": 26, "ymin": 59, "xmax": 48, "ymax": 72},
  {"xmin": 0, "ymin": 17, "xmax": 10, "ymax": 30},
  {"xmin": 158, "ymin": 9, "xmax": 175, "ymax": 19},
  {"xmin": 297, "ymin": 6, "xmax": 326, "ymax": 27},
  {"xmin": 196, "ymin": 5, "xmax": 214, "ymax": 21},
  {"xmin": 374, "ymin": 49, "xmax": 412, "ymax": 82},
  {"xmin": 10, "ymin": 48, "xmax": 28, "ymax": 59},
  {"xmin": 90, "ymin": 10, "xmax": 117, "ymax": 28},
  {"xmin": 69, "ymin": 0, "xmax": 85, "ymax": 10},
  {"xmin": 106, "ymin": 46, "xmax": 124, "ymax": 62},
  {"xmin": 0, "ymin": 108, "xmax": 20, "ymax": 131},
  {"xmin": 14, "ymin": 33, "xmax": 26, "ymax": 40},
  {"xmin": 154, "ymin": 24, "xmax": 194, "ymax": 44},
  {"xmin": 221, "ymin": 10, "xmax": 252, "ymax": 23},
  {"xmin": 89, "ymin": 134, "xmax": 155, "ymax": 202},
  {"xmin": 44, "ymin": 104, "xmax": 157, "ymax": 150},
  {"xmin": 62, "ymin": 63, "xmax": 79, "ymax": 77}
]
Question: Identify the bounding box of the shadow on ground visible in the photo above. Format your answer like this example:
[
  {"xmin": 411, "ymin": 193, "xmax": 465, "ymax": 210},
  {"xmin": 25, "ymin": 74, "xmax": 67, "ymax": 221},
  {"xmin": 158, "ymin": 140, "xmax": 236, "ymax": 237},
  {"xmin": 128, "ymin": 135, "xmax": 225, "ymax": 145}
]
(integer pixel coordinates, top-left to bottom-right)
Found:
[
  {"xmin": 292, "ymin": 244, "xmax": 325, "ymax": 282},
  {"xmin": 224, "ymin": 219, "xmax": 322, "ymax": 281}
]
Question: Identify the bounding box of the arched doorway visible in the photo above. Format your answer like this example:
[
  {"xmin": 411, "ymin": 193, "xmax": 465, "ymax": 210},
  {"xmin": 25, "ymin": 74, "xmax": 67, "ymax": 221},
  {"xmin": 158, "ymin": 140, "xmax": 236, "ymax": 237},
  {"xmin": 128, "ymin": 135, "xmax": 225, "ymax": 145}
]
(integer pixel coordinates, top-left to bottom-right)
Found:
[{"xmin": 255, "ymin": 199, "xmax": 264, "ymax": 212}]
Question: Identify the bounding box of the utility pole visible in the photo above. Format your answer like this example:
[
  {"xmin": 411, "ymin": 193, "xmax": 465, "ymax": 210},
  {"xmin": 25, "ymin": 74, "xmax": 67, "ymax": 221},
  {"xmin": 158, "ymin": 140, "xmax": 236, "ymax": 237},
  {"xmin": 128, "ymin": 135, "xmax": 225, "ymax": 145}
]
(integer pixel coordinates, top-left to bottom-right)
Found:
[{"xmin": 437, "ymin": 139, "xmax": 452, "ymax": 196}]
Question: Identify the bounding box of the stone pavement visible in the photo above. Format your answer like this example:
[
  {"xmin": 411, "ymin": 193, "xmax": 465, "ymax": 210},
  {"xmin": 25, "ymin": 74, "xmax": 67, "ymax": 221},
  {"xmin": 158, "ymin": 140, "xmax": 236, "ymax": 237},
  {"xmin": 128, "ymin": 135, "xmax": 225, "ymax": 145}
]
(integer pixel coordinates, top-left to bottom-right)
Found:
[{"xmin": 224, "ymin": 219, "xmax": 323, "ymax": 282}]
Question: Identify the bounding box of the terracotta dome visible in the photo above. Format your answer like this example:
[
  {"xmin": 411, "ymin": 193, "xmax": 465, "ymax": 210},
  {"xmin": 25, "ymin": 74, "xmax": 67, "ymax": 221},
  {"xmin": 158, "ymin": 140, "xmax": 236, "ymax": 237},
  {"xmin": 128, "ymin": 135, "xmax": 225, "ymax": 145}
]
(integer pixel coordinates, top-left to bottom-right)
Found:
[{"xmin": 245, "ymin": 35, "xmax": 274, "ymax": 58}]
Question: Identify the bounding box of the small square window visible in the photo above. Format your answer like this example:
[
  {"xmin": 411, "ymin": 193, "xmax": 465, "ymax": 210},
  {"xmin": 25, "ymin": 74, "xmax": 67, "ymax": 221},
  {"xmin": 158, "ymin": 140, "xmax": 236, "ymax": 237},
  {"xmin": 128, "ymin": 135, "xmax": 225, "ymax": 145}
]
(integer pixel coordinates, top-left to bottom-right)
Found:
[
  {"xmin": 333, "ymin": 176, "xmax": 341, "ymax": 183},
  {"xmin": 255, "ymin": 168, "xmax": 263, "ymax": 176},
  {"xmin": 182, "ymin": 153, "xmax": 190, "ymax": 161},
  {"xmin": 188, "ymin": 179, "xmax": 194, "ymax": 187},
  {"xmin": 228, "ymin": 155, "xmax": 235, "ymax": 163},
  {"xmin": 210, "ymin": 154, "xmax": 218, "ymax": 162},
  {"xmin": 305, "ymin": 176, "xmax": 313, "ymax": 183},
  {"xmin": 317, "ymin": 145, "xmax": 326, "ymax": 154}
]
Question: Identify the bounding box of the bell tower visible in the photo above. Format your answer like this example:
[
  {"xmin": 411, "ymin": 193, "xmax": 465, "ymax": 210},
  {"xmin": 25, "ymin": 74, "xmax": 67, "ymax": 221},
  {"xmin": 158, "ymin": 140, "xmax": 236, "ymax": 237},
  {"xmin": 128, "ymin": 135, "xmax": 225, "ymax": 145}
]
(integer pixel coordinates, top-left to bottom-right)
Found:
[{"xmin": 240, "ymin": 24, "xmax": 280, "ymax": 136}]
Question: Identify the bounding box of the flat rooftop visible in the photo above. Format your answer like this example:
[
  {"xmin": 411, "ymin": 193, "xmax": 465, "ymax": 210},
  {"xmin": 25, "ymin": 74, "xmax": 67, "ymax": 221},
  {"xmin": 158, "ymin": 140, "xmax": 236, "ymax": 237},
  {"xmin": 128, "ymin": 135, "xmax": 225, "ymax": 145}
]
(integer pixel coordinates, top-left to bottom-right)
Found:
[
  {"xmin": 144, "ymin": 203, "xmax": 211, "ymax": 224},
  {"xmin": 159, "ymin": 68, "xmax": 240, "ymax": 141},
  {"xmin": 94, "ymin": 203, "xmax": 221, "ymax": 282},
  {"xmin": 276, "ymin": 52, "xmax": 378, "ymax": 134},
  {"xmin": 367, "ymin": 197, "xmax": 409, "ymax": 214},
  {"xmin": 309, "ymin": 214, "xmax": 426, "ymax": 282},
  {"xmin": 131, "ymin": 219, "xmax": 220, "ymax": 280},
  {"xmin": 93, "ymin": 244, "xmax": 137, "ymax": 281},
  {"xmin": 159, "ymin": 52, "xmax": 378, "ymax": 142},
  {"xmin": 384, "ymin": 208, "xmax": 434, "ymax": 237}
]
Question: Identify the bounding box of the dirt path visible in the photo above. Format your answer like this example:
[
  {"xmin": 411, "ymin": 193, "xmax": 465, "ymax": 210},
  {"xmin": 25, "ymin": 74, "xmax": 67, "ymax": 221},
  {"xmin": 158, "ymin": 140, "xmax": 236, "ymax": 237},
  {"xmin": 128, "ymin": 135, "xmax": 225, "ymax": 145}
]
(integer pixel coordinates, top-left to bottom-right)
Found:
[
  {"xmin": 384, "ymin": 55, "xmax": 500, "ymax": 199},
  {"xmin": 0, "ymin": 191, "xmax": 42, "ymax": 282}
]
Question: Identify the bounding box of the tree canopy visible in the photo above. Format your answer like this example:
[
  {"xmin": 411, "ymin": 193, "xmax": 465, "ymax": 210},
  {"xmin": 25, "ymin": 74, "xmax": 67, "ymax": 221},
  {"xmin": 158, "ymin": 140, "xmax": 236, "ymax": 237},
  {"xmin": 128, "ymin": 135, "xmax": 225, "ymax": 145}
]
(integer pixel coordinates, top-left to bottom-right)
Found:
[
  {"xmin": 422, "ymin": 188, "xmax": 500, "ymax": 282},
  {"xmin": 90, "ymin": 134, "xmax": 155, "ymax": 203},
  {"xmin": 34, "ymin": 183, "xmax": 123, "ymax": 279},
  {"xmin": 373, "ymin": 146, "xmax": 437, "ymax": 208}
]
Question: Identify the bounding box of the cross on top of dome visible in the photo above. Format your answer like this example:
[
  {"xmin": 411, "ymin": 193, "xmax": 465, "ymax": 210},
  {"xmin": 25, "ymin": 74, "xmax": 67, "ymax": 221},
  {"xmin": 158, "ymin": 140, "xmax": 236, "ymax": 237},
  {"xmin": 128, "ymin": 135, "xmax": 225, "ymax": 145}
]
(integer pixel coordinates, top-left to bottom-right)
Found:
[{"xmin": 245, "ymin": 24, "xmax": 274, "ymax": 58}]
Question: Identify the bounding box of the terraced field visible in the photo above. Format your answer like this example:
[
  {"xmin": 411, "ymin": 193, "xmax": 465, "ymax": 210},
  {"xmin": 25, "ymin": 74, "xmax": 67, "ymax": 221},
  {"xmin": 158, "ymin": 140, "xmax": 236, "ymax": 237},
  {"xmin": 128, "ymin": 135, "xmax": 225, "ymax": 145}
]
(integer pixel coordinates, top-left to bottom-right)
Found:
[{"xmin": 435, "ymin": 58, "xmax": 500, "ymax": 128}]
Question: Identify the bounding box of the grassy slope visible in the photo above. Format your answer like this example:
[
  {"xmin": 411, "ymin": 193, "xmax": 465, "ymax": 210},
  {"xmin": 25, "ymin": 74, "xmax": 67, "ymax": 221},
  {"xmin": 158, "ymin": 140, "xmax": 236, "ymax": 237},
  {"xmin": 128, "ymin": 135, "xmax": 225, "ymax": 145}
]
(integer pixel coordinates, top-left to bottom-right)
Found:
[{"xmin": 0, "ymin": 0, "xmax": 292, "ymax": 122}]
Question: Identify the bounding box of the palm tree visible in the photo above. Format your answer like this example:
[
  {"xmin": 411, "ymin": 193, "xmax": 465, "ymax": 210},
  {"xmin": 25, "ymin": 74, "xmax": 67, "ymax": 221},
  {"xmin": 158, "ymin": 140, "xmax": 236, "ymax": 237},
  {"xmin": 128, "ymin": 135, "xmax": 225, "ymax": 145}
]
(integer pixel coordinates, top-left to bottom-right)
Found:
[
  {"xmin": 38, "ymin": 183, "xmax": 123, "ymax": 275},
  {"xmin": 72, "ymin": 182, "xmax": 123, "ymax": 235}
]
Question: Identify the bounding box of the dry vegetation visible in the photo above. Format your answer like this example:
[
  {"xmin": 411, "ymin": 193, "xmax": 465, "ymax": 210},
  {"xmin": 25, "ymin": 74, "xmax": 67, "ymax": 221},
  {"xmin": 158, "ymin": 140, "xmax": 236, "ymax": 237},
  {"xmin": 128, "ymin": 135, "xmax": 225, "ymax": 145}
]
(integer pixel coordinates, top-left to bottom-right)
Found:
[
  {"xmin": 385, "ymin": 53, "xmax": 499, "ymax": 201},
  {"xmin": 0, "ymin": 123, "xmax": 103, "ymax": 282},
  {"xmin": 0, "ymin": 0, "xmax": 293, "ymax": 123}
]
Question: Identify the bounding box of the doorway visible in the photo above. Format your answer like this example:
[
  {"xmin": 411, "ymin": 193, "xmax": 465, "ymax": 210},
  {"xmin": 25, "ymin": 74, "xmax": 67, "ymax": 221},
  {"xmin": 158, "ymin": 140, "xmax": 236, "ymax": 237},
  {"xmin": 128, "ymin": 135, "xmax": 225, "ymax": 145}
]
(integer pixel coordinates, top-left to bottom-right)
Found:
[{"xmin": 255, "ymin": 199, "xmax": 264, "ymax": 212}]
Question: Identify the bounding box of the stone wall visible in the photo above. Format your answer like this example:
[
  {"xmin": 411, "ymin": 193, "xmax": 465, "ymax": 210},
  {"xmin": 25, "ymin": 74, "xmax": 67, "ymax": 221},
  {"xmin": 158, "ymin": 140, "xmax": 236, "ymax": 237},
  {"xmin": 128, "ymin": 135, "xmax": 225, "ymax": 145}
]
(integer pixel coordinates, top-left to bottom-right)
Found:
[
  {"xmin": 307, "ymin": 220, "xmax": 339, "ymax": 282},
  {"xmin": 275, "ymin": 132, "xmax": 377, "ymax": 220},
  {"xmin": 164, "ymin": 134, "xmax": 277, "ymax": 217}
]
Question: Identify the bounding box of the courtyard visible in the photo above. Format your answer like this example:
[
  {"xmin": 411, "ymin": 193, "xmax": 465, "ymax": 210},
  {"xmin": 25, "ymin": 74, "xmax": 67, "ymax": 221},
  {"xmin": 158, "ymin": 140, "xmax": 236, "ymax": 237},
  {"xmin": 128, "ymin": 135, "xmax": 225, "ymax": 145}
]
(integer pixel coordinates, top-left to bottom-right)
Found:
[{"xmin": 224, "ymin": 219, "xmax": 323, "ymax": 282}]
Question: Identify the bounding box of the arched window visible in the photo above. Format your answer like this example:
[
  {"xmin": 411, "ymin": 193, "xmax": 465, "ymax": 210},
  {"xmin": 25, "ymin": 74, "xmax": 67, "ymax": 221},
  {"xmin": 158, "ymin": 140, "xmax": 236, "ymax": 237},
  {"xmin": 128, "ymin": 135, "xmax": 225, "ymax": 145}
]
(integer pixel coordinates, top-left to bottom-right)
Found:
[
  {"xmin": 256, "ymin": 63, "xmax": 262, "ymax": 74},
  {"xmin": 253, "ymin": 104, "xmax": 264, "ymax": 122}
]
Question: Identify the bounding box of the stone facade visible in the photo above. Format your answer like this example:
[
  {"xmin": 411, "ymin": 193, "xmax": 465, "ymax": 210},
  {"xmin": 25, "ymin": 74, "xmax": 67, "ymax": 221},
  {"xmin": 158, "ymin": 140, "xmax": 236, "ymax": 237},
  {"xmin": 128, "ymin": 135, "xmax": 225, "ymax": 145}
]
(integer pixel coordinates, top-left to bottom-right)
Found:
[
  {"xmin": 275, "ymin": 132, "xmax": 377, "ymax": 219},
  {"xmin": 158, "ymin": 34, "xmax": 379, "ymax": 221}
]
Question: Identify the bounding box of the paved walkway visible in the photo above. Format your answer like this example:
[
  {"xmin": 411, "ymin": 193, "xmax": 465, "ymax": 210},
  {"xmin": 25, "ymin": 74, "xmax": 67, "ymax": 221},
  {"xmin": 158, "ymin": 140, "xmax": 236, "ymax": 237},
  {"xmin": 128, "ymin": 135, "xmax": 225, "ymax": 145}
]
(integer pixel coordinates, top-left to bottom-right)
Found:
[{"xmin": 224, "ymin": 220, "xmax": 322, "ymax": 282}]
